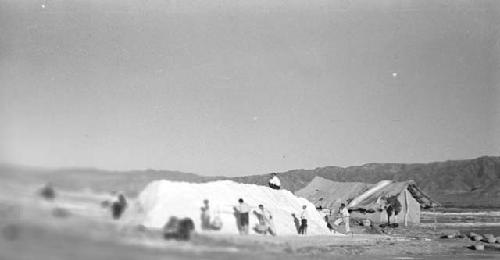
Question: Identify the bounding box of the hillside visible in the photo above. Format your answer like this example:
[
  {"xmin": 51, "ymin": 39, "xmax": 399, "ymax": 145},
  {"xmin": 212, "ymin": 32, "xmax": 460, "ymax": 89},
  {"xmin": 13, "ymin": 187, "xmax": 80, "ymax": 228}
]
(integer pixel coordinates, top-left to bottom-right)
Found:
[
  {"xmin": 0, "ymin": 164, "xmax": 208, "ymax": 197},
  {"xmin": 232, "ymin": 156, "xmax": 500, "ymax": 208},
  {"xmin": 1, "ymin": 156, "xmax": 499, "ymax": 207}
]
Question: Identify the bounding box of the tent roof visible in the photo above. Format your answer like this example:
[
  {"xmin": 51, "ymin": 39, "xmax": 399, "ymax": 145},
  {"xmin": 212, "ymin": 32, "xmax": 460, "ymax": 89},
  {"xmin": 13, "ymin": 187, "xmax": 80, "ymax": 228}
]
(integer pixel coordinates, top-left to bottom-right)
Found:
[
  {"xmin": 352, "ymin": 180, "xmax": 413, "ymax": 209},
  {"xmin": 296, "ymin": 177, "xmax": 439, "ymax": 210},
  {"xmin": 295, "ymin": 177, "xmax": 374, "ymax": 209}
]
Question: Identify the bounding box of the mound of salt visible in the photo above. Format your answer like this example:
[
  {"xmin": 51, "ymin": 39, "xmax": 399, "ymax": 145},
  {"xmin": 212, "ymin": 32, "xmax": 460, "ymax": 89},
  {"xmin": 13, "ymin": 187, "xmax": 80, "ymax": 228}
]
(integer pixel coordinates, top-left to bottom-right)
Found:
[{"xmin": 129, "ymin": 180, "xmax": 331, "ymax": 235}]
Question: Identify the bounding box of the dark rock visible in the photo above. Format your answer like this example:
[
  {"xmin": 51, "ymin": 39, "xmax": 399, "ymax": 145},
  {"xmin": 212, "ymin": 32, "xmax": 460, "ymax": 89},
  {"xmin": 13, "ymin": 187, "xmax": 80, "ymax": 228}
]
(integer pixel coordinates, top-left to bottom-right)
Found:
[
  {"xmin": 473, "ymin": 244, "xmax": 485, "ymax": 251},
  {"xmin": 482, "ymin": 237, "xmax": 497, "ymax": 244},
  {"xmin": 40, "ymin": 184, "xmax": 56, "ymax": 200},
  {"xmin": 471, "ymin": 235, "xmax": 483, "ymax": 241},
  {"xmin": 163, "ymin": 217, "xmax": 195, "ymax": 241},
  {"xmin": 468, "ymin": 232, "xmax": 480, "ymax": 238}
]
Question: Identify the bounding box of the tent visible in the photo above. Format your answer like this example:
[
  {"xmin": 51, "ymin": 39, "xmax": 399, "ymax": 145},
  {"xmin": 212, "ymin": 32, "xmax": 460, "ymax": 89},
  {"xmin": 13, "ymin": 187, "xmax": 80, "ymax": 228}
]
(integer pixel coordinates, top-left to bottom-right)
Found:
[
  {"xmin": 129, "ymin": 180, "xmax": 331, "ymax": 235},
  {"xmin": 296, "ymin": 177, "xmax": 439, "ymax": 226}
]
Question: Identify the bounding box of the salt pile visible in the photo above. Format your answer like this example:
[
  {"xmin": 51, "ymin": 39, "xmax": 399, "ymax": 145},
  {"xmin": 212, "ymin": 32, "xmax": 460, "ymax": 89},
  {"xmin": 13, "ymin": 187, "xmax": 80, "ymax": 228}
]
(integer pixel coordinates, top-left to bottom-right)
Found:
[{"xmin": 132, "ymin": 180, "xmax": 330, "ymax": 235}]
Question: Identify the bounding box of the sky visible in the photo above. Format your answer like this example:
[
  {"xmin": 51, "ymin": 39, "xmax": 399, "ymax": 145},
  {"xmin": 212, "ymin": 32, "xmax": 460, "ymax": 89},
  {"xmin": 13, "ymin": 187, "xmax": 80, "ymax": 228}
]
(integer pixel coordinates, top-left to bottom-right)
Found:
[{"xmin": 1, "ymin": 0, "xmax": 499, "ymax": 176}]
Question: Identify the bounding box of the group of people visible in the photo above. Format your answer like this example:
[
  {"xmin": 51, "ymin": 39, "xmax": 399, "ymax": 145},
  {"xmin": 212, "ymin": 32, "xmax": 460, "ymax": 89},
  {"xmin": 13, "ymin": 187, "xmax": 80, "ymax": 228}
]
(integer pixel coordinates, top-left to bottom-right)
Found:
[
  {"xmin": 268, "ymin": 173, "xmax": 352, "ymax": 234},
  {"xmin": 233, "ymin": 198, "xmax": 276, "ymax": 236},
  {"xmin": 176, "ymin": 172, "xmax": 351, "ymax": 237},
  {"xmin": 224, "ymin": 173, "xmax": 280, "ymax": 235},
  {"xmin": 201, "ymin": 198, "xmax": 277, "ymax": 236}
]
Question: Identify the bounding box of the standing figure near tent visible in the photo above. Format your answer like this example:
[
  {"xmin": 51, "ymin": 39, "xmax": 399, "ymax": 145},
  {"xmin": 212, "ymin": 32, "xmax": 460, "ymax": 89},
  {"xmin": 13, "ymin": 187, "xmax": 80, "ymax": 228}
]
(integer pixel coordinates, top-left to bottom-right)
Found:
[
  {"xmin": 383, "ymin": 195, "xmax": 402, "ymax": 227},
  {"xmin": 268, "ymin": 173, "xmax": 281, "ymax": 190},
  {"xmin": 298, "ymin": 205, "xmax": 308, "ymax": 235},
  {"xmin": 333, "ymin": 203, "xmax": 350, "ymax": 233},
  {"xmin": 234, "ymin": 198, "xmax": 250, "ymax": 235},
  {"xmin": 324, "ymin": 215, "xmax": 335, "ymax": 232},
  {"xmin": 253, "ymin": 204, "xmax": 276, "ymax": 236}
]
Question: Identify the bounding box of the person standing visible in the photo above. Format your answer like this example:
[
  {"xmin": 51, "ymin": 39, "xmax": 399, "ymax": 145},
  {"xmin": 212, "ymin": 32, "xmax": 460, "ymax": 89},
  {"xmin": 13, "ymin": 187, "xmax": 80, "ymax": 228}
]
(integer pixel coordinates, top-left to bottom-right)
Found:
[
  {"xmin": 268, "ymin": 173, "xmax": 281, "ymax": 190},
  {"xmin": 341, "ymin": 203, "xmax": 351, "ymax": 233},
  {"xmin": 201, "ymin": 199, "xmax": 211, "ymax": 230},
  {"xmin": 291, "ymin": 213, "xmax": 301, "ymax": 234},
  {"xmin": 253, "ymin": 204, "xmax": 276, "ymax": 236},
  {"xmin": 334, "ymin": 203, "xmax": 351, "ymax": 233},
  {"xmin": 234, "ymin": 198, "xmax": 250, "ymax": 234},
  {"xmin": 298, "ymin": 205, "xmax": 308, "ymax": 235},
  {"xmin": 110, "ymin": 192, "xmax": 127, "ymax": 220}
]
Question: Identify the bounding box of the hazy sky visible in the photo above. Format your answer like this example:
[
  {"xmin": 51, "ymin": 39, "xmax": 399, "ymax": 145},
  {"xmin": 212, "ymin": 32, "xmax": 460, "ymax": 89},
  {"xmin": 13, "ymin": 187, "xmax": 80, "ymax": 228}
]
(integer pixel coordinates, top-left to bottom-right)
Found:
[{"xmin": 1, "ymin": 0, "xmax": 499, "ymax": 176}]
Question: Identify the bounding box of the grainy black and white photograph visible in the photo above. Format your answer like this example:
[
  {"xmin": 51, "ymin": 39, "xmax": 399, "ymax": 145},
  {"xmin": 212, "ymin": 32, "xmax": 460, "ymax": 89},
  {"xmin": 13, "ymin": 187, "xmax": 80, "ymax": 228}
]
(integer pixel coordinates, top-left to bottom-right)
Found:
[{"xmin": 1, "ymin": 0, "xmax": 499, "ymax": 259}]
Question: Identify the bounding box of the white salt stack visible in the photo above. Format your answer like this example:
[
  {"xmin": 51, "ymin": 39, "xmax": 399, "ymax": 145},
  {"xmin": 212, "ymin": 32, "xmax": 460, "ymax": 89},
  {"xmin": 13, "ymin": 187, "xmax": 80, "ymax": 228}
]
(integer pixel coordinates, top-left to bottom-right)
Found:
[{"xmin": 130, "ymin": 180, "xmax": 331, "ymax": 235}]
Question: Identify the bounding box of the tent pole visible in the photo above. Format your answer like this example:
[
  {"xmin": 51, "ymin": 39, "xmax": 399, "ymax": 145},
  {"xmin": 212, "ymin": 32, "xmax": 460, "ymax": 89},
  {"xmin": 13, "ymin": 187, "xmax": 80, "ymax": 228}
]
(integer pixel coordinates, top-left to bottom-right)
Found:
[{"xmin": 404, "ymin": 189, "xmax": 409, "ymax": 227}]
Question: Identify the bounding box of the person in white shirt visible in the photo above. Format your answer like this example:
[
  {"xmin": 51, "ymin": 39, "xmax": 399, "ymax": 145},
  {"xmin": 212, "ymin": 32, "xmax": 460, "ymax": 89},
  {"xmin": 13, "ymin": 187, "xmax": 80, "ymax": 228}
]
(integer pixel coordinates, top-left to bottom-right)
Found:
[
  {"xmin": 268, "ymin": 173, "xmax": 281, "ymax": 190},
  {"xmin": 253, "ymin": 204, "xmax": 276, "ymax": 236},
  {"xmin": 234, "ymin": 198, "xmax": 250, "ymax": 234},
  {"xmin": 298, "ymin": 205, "xmax": 308, "ymax": 235},
  {"xmin": 334, "ymin": 203, "xmax": 351, "ymax": 233}
]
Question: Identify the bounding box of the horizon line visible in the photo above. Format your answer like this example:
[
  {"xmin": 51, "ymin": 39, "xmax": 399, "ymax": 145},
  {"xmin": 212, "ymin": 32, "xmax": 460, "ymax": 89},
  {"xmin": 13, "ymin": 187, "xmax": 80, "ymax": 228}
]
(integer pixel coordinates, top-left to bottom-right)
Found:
[{"xmin": 1, "ymin": 155, "xmax": 498, "ymax": 177}]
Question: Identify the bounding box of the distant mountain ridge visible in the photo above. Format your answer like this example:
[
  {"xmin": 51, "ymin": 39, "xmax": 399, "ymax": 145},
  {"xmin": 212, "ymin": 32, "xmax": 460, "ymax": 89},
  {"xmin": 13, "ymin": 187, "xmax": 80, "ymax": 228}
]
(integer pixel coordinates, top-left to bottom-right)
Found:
[
  {"xmin": 229, "ymin": 156, "xmax": 500, "ymax": 208},
  {"xmin": 1, "ymin": 156, "xmax": 499, "ymax": 208},
  {"xmin": 0, "ymin": 164, "xmax": 209, "ymax": 196}
]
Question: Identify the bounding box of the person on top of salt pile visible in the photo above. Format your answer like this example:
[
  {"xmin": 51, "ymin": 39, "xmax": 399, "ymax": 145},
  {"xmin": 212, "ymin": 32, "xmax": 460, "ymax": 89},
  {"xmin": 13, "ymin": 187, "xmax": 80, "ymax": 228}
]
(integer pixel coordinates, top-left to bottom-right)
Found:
[
  {"xmin": 298, "ymin": 205, "xmax": 308, "ymax": 235},
  {"xmin": 333, "ymin": 203, "xmax": 351, "ymax": 233},
  {"xmin": 253, "ymin": 204, "xmax": 276, "ymax": 236},
  {"xmin": 233, "ymin": 198, "xmax": 250, "ymax": 235},
  {"xmin": 200, "ymin": 199, "xmax": 222, "ymax": 231},
  {"xmin": 268, "ymin": 173, "xmax": 281, "ymax": 190}
]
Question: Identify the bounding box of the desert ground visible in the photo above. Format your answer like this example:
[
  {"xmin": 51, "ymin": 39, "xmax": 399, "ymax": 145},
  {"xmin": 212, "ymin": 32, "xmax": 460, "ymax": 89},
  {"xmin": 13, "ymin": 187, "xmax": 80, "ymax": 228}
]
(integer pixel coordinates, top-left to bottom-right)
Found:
[{"xmin": 1, "ymin": 179, "xmax": 500, "ymax": 260}]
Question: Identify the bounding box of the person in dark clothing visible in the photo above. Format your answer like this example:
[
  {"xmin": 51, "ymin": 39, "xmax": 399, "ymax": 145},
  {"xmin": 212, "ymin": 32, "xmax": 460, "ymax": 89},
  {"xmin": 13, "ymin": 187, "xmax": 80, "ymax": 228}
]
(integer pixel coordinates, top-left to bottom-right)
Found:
[
  {"xmin": 324, "ymin": 215, "xmax": 335, "ymax": 232},
  {"xmin": 111, "ymin": 193, "xmax": 127, "ymax": 220},
  {"xmin": 291, "ymin": 213, "xmax": 301, "ymax": 234},
  {"xmin": 298, "ymin": 205, "xmax": 308, "ymax": 235}
]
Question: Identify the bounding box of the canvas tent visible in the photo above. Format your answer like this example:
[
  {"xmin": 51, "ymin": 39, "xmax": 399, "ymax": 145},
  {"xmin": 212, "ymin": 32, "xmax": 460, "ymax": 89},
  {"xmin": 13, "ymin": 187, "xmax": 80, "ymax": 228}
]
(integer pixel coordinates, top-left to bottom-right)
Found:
[
  {"xmin": 295, "ymin": 177, "xmax": 372, "ymax": 210},
  {"xmin": 127, "ymin": 180, "xmax": 331, "ymax": 235},
  {"xmin": 296, "ymin": 177, "xmax": 439, "ymax": 226}
]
